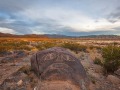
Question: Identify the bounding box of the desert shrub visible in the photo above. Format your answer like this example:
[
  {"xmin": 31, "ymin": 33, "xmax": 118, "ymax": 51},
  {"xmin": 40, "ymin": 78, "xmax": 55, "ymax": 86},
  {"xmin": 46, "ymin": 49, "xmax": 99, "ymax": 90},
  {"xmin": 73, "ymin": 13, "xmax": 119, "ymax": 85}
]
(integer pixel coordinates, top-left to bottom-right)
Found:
[
  {"xmin": 0, "ymin": 40, "xmax": 31, "ymax": 52},
  {"xmin": 111, "ymin": 42, "xmax": 119, "ymax": 46},
  {"xmin": 89, "ymin": 45, "xmax": 95, "ymax": 50},
  {"xmin": 94, "ymin": 57, "xmax": 102, "ymax": 65},
  {"xmin": 102, "ymin": 45, "xmax": 120, "ymax": 73},
  {"xmin": 61, "ymin": 42, "xmax": 87, "ymax": 53},
  {"xmin": 95, "ymin": 46, "xmax": 102, "ymax": 50},
  {"xmin": 43, "ymin": 42, "xmax": 56, "ymax": 49},
  {"xmin": 15, "ymin": 45, "xmax": 32, "ymax": 51},
  {"xmin": 0, "ymin": 46, "xmax": 8, "ymax": 53},
  {"xmin": 36, "ymin": 42, "xmax": 56, "ymax": 50},
  {"xmin": 35, "ymin": 44, "xmax": 44, "ymax": 50},
  {"xmin": 89, "ymin": 45, "xmax": 102, "ymax": 50}
]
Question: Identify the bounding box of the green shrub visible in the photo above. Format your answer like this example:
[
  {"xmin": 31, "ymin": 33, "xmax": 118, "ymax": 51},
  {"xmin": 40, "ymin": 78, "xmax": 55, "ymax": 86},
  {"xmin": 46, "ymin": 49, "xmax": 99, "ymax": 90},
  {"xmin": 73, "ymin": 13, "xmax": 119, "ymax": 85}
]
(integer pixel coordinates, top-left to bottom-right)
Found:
[
  {"xmin": 36, "ymin": 42, "xmax": 56, "ymax": 50},
  {"xmin": 94, "ymin": 57, "xmax": 102, "ymax": 65},
  {"xmin": 0, "ymin": 40, "xmax": 31, "ymax": 52},
  {"xmin": 0, "ymin": 46, "xmax": 8, "ymax": 53},
  {"xmin": 102, "ymin": 45, "xmax": 120, "ymax": 73},
  {"xmin": 89, "ymin": 45, "xmax": 95, "ymax": 50},
  {"xmin": 15, "ymin": 45, "xmax": 32, "ymax": 51},
  {"xmin": 89, "ymin": 45, "xmax": 102, "ymax": 50},
  {"xmin": 61, "ymin": 42, "xmax": 87, "ymax": 53}
]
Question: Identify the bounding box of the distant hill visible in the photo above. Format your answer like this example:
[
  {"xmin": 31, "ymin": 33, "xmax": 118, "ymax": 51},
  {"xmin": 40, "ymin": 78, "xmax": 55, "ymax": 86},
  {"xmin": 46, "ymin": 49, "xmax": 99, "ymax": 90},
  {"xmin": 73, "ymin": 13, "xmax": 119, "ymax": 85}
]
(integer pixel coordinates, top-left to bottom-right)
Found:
[
  {"xmin": 44, "ymin": 34, "xmax": 74, "ymax": 38},
  {"xmin": 78, "ymin": 35, "xmax": 120, "ymax": 39},
  {"xmin": 0, "ymin": 32, "xmax": 16, "ymax": 37},
  {"xmin": 0, "ymin": 32, "xmax": 73, "ymax": 38},
  {"xmin": 0, "ymin": 32, "xmax": 48, "ymax": 38},
  {"xmin": 0, "ymin": 32, "xmax": 120, "ymax": 39}
]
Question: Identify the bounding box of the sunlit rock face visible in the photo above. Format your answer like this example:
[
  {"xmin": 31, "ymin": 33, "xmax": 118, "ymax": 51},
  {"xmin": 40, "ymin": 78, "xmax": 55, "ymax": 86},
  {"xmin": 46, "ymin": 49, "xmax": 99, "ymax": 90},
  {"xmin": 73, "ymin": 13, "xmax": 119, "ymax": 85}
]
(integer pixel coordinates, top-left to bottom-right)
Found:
[{"xmin": 31, "ymin": 47, "xmax": 90, "ymax": 90}]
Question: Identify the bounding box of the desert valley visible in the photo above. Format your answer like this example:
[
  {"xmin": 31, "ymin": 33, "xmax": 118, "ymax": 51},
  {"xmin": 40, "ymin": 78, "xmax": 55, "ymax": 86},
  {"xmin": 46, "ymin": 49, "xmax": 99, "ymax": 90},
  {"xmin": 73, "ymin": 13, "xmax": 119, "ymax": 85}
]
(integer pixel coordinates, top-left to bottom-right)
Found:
[{"xmin": 0, "ymin": 33, "xmax": 120, "ymax": 90}]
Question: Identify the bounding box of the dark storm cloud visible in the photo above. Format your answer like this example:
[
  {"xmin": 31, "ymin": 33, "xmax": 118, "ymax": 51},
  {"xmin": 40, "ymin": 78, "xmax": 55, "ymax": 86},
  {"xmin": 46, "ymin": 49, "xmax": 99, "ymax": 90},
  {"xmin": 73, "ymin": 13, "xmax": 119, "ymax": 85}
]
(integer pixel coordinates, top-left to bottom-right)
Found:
[
  {"xmin": 107, "ymin": 7, "xmax": 120, "ymax": 23},
  {"xmin": 0, "ymin": 0, "xmax": 35, "ymax": 13},
  {"xmin": 0, "ymin": 0, "xmax": 36, "ymax": 34},
  {"xmin": 0, "ymin": 16, "xmax": 34, "ymax": 34},
  {"xmin": 0, "ymin": 16, "xmax": 65, "ymax": 34}
]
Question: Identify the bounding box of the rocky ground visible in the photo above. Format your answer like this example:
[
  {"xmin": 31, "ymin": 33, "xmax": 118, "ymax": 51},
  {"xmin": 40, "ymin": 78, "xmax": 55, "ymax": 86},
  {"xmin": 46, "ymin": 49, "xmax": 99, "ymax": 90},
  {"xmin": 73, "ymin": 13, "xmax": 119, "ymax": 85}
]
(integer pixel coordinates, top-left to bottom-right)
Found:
[
  {"xmin": 79, "ymin": 51, "xmax": 120, "ymax": 90},
  {"xmin": 0, "ymin": 50, "xmax": 120, "ymax": 90}
]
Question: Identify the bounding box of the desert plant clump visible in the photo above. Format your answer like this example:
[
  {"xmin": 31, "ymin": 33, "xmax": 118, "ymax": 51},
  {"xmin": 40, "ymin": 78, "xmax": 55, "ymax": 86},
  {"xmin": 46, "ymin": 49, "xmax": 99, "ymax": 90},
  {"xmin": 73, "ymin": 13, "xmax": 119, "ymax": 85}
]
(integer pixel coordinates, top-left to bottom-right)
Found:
[
  {"xmin": 94, "ymin": 57, "xmax": 102, "ymax": 65},
  {"xmin": 61, "ymin": 42, "xmax": 87, "ymax": 53},
  {"xmin": 89, "ymin": 45, "xmax": 102, "ymax": 50},
  {"xmin": 35, "ymin": 41, "xmax": 56, "ymax": 50},
  {"xmin": 0, "ymin": 39, "xmax": 32, "ymax": 55},
  {"xmin": 102, "ymin": 45, "xmax": 120, "ymax": 73}
]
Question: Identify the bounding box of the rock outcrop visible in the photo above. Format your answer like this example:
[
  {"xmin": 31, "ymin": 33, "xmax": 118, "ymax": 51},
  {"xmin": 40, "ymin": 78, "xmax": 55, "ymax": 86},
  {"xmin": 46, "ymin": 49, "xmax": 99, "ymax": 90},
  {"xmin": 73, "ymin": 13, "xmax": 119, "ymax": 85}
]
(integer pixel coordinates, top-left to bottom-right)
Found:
[{"xmin": 31, "ymin": 47, "xmax": 90, "ymax": 90}]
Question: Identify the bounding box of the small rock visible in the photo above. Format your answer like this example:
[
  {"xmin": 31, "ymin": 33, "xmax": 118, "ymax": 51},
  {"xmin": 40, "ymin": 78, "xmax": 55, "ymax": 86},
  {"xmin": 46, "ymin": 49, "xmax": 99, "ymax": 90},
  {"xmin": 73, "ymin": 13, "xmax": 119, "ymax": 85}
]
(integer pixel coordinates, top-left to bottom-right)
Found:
[
  {"xmin": 107, "ymin": 75, "xmax": 120, "ymax": 85},
  {"xmin": 93, "ymin": 65, "xmax": 103, "ymax": 73},
  {"xmin": 15, "ymin": 51, "xmax": 26, "ymax": 58},
  {"xmin": 10, "ymin": 63, "xmax": 16, "ymax": 66},
  {"xmin": 17, "ymin": 80, "xmax": 23, "ymax": 86},
  {"xmin": 115, "ymin": 68, "xmax": 120, "ymax": 76},
  {"xmin": 34, "ymin": 87, "xmax": 37, "ymax": 90},
  {"xmin": 119, "ymin": 87, "xmax": 120, "ymax": 89}
]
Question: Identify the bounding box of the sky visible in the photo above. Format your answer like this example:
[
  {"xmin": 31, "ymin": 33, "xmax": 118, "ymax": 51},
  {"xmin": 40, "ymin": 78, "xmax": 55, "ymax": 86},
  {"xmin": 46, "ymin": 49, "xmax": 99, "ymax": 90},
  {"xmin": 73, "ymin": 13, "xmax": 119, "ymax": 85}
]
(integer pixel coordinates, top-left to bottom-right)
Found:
[{"xmin": 0, "ymin": 0, "xmax": 120, "ymax": 36}]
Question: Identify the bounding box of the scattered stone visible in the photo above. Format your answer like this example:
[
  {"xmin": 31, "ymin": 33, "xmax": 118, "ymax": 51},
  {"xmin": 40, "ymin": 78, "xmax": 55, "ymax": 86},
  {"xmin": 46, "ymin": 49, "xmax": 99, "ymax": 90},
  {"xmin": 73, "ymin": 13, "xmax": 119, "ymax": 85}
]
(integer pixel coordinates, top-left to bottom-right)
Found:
[
  {"xmin": 0, "ymin": 71, "xmax": 29, "ymax": 90},
  {"xmin": 88, "ymin": 70, "xmax": 101, "ymax": 79},
  {"xmin": 14, "ymin": 50, "xmax": 27, "ymax": 58},
  {"xmin": 107, "ymin": 75, "xmax": 120, "ymax": 85},
  {"xmin": 0, "ymin": 59, "xmax": 7, "ymax": 63},
  {"xmin": 10, "ymin": 63, "xmax": 16, "ymax": 66},
  {"xmin": 34, "ymin": 87, "xmax": 37, "ymax": 90},
  {"xmin": 0, "ymin": 51, "xmax": 12, "ymax": 57},
  {"xmin": 115, "ymin": 68, "xmax": 120, "ymax": 76},
  {"xmin": 92, "ymin": 64, "xmax": 103, "ymax": 74},
  {"xmin": 0, "ymin": 56, "xmax": 15, "ymax": 63},
  {"xmin": 17, "ymin": 80, "xmax": 23, "ymax": 86}
]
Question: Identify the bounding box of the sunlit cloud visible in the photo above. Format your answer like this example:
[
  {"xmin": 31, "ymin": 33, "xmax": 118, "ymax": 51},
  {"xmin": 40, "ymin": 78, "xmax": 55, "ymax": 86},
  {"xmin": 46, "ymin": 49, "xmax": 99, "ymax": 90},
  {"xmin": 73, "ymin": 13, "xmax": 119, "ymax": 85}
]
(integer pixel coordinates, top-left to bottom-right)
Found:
[{"xmin": 0, "ymin": 27, "xmax": 17, "ymax": 34}]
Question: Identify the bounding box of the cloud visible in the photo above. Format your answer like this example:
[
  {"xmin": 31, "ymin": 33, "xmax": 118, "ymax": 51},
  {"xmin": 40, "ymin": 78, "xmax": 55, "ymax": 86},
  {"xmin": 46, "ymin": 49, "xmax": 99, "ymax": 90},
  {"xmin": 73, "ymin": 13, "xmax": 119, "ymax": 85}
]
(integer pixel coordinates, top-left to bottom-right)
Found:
[
  {"xmin": 107, "ymin": 7, "xmax": 120, "ymax": 23},
  {"xmin": 0, "ymin": 27, "xmax": 17, "ymax": 34},
  {"xmin": 0, "ymin": 0, "xmax": 120, "ymax": 35},
  {"xmin": 0, "ymin": 0, "xmax": 35, "ymax": 13},
  {"xmin": 20, "ymin": 7, "xmax": 120, "ymax": 33}
]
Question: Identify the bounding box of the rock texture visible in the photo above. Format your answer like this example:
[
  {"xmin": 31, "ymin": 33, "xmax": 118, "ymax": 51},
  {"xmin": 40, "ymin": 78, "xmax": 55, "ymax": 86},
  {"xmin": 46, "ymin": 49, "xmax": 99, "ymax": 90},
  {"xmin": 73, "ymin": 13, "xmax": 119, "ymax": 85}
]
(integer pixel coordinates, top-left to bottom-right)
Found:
[
  {"xmin": 115, "ymin": 68, "xmax": 120, "ymax": 76},
  {"xmin": 31, "ymin": 47, "xmax": 90, "ymax": 90},
  {"xmin": 107, "ymin": 75, "xmax": 120, "ymax": 85}
]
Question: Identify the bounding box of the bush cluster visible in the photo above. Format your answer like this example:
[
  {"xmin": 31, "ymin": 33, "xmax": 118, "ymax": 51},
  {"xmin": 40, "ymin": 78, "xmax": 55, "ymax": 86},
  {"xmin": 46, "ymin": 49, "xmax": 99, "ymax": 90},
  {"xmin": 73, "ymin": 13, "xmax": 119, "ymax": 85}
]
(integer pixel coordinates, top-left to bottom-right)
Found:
[
  {"xmin": 102, "ymin": 45, "xmax": 120, "ymax": 73},
  {"xmin": 61, "ymin": 42, "xmax": 87, "ymax": 53},
  {"xmin": 0, "ymin": 40, "xmax": 31, "ymax": 54},
  {"xmin": 36, "ymin": 42, "xmax": 56, "ymax": 50},
  {"xmin": 94, "ymin": 57, "xmax": 102, "ymax": 65}
]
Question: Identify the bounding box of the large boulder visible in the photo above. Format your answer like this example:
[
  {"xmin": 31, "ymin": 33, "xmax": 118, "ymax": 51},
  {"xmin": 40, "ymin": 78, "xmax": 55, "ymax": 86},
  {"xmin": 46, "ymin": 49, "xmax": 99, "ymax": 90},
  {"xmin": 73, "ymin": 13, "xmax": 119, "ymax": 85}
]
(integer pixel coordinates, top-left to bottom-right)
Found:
[{"xmin": 31, "ymin": 47, "xmax": 90, "ymax": 90}]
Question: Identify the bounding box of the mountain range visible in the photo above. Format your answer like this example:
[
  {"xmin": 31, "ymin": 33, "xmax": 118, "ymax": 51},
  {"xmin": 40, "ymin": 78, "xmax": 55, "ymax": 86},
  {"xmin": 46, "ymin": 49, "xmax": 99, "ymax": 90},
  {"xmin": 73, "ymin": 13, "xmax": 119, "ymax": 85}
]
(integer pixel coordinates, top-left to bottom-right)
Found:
[{"xmin": 0, "ymin": 32, "xmax": 120, "ymax": 39}]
